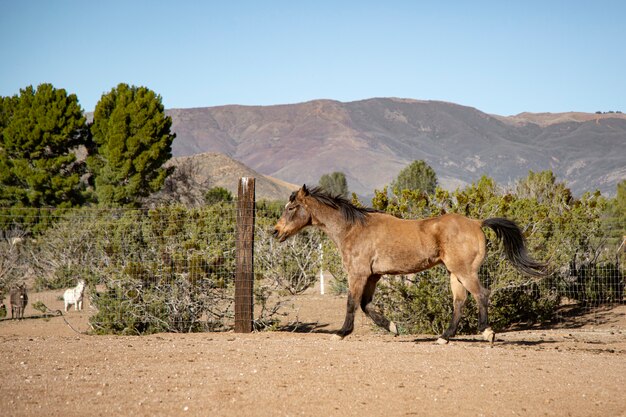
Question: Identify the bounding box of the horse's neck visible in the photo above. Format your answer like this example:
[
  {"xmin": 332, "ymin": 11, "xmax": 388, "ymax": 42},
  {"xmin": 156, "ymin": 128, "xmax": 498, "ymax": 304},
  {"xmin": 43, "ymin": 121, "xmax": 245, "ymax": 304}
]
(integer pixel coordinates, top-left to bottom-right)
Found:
[{"xmin": 309, "ymin": 201, "xmax": 353, "ymax": 249}]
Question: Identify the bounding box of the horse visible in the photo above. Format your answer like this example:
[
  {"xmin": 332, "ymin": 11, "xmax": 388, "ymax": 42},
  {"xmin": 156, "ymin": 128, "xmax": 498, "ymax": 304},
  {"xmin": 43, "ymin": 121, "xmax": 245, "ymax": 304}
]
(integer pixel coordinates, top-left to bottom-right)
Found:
[
  {"xmin": 64, "ymin": 279, "xmax": 86, "ymax": 312},
  {"xmin": 9, "ymin": 283, "xmax": 28, "ymax": 320},
  {"xmin": 273, "ymin": 185, "xmax": 546, "ymax": 345}
]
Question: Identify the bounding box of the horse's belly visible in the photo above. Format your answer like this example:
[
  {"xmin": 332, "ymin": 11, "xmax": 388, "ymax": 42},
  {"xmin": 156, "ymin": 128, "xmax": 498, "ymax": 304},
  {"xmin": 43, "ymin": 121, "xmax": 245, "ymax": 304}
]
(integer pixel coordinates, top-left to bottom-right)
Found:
[{"xmin": 372, "ymin": 254, "xmax": 441, "ymax": 275}]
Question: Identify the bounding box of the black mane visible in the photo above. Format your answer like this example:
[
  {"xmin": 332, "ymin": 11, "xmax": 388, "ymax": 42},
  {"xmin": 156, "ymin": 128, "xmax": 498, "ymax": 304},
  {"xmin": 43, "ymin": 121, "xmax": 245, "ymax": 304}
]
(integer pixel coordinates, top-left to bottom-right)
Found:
[{"xmin": 292, "ymin": 186, "xmax": 379, "ymax": 225}]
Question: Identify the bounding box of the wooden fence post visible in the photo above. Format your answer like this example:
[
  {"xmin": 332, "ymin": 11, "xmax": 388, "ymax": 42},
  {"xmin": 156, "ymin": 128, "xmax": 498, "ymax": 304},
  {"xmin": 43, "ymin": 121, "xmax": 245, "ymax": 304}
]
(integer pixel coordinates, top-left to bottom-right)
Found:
[{"xmin": 235, "ymin": 177, "xmax": 255, "ymax": 333}]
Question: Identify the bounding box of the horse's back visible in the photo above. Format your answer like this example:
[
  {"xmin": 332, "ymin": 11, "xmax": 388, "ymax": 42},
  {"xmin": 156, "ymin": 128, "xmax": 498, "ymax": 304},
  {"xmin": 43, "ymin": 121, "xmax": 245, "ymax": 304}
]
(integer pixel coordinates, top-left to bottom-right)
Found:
[
  {"xmin": 369, "ymin": 212, "xmax": 482, "ymax": 238},
  {"xmin": 427, "ymin": 212, "xmax": 484, "ymax": 235}
]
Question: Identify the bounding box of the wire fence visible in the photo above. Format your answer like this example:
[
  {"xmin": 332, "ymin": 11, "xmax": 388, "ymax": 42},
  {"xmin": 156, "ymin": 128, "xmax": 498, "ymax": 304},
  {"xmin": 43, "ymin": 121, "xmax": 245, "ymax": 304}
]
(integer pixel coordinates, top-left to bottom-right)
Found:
[
  {"xmin": 0, "ymin": 200, "xmax": 624, "ymax": 334},
  {"xmin": 0, "ymin": 205, "xmax": 238, "ymax": 332}
]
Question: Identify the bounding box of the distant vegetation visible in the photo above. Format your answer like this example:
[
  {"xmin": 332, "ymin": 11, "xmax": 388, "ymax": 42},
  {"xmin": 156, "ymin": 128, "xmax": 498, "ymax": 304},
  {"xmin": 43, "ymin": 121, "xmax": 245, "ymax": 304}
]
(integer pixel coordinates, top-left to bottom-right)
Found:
[
  {"xmin": 204, "ymin": 187, "xmax": 233, "ymax": 205},
  {"xmin": 390, "ymin": 160, "xmax": 438, "ymax": 195},
  {"xmin": 318, "ymin": 172, "xmax": 349, "ymax": 198}
]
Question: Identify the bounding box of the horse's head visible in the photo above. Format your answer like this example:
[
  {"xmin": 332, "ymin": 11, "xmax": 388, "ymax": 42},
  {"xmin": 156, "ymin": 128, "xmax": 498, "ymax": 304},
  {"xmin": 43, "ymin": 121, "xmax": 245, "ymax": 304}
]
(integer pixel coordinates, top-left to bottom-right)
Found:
[
  {"xmin": 273, "ymin": 184, "xmax": 313, "ymax": 242},
  {"xmin": 16, "ymin": 283, "xmax": 27, "ymax": 296}
]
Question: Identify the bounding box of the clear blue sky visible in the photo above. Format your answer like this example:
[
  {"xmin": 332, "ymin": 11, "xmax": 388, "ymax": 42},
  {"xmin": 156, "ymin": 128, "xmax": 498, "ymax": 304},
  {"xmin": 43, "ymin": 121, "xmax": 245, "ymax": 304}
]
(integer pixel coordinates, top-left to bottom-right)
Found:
[{"xmin": 1, "ymin": 0, "xmax": 624, "ymax": 115}]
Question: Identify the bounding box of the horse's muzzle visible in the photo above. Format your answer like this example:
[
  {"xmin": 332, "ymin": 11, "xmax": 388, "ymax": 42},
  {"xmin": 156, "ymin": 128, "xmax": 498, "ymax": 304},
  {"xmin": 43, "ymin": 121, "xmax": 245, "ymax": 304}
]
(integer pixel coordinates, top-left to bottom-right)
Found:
[{"xmin": 272, "ymin": 228, "xmax": 288, "ymax": 242}]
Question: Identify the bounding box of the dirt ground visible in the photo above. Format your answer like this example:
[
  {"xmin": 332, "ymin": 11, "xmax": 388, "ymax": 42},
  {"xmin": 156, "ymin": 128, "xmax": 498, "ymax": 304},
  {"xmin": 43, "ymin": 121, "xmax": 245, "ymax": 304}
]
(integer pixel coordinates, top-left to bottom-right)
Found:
[{"xmin": 1, "ymin": 288, "xmax": 625, "ymax": 417}]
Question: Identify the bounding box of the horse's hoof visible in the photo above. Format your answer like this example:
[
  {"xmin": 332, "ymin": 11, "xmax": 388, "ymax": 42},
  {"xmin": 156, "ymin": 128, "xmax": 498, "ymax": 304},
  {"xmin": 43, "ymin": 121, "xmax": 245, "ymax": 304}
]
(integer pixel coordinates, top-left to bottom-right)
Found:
[
  {"xmin": 331, "ymin": 334, "xmax": 344, "ymax": 341},
  {"xmin": 389, "ymin": 321, "xmax": 399, "ymax": 336},
  {"xmin": 482, "ymin": 328, "xmax": 496, "ymax": 346},
  {"xmin": 436, "ymin": 337, "xmax": 449, "ymax": 345}
]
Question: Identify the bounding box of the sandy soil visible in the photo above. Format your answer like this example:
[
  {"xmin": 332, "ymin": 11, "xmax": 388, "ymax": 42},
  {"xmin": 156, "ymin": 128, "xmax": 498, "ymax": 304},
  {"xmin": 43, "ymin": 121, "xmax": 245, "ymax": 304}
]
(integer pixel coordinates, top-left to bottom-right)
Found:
[{"xmin": 1, "ymin": 289, "xmax": 625, "ymax": 417}]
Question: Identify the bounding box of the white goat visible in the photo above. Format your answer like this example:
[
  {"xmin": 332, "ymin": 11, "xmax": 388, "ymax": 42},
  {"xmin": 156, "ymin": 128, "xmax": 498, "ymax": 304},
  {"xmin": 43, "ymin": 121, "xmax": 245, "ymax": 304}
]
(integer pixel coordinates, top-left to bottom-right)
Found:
[{"xmin": 63, "ymin": 280, "xmax": 86, "ymax": 312}]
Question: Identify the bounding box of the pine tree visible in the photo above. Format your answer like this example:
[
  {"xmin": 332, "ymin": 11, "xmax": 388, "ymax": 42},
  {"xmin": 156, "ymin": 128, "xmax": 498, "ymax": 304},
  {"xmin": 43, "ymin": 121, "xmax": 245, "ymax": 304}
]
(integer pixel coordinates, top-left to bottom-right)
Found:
[
  {"xmin": 0, "ymin": 84, "xmax": 88, "ymax": 208},
  {"xmin": 318, "ymin": 172, "xmax": 349, "ymax": 197},
  {"xmin": 391, "ymin": 160, "xmax": 438, "ymax": 195},
  {"xmin": 88, "ymin": 84, "xmax": 175, "ymax": 207}
]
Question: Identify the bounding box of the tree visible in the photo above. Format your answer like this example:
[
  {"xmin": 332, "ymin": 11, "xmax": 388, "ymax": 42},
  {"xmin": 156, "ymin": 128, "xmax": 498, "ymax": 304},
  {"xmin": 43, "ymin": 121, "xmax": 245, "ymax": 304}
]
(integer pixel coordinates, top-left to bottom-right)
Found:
[
  {"xmin": 515, "ymin": 170, "xmax": 572, "ymax": 209},
  {"xmin": 88, "ymin": 83, "xmax": 175, "ymax": 207},
  {"xmin": 0, "ymin": 84, "xmax": 88, "ymax": 207},
  {"xmin": 391, "ymin": 160, "xmax": 438, "ymax": 195},
  {"xmin": 318, "ymin": 172, "xmax": 348, "ymax": 197},
  {"xmin": 205, "ymin": 187, "xmax": 233, "ymax": 205},
  {"xmin": 603, "ymin": 179, "xmax": 626, "ymax": 249}
]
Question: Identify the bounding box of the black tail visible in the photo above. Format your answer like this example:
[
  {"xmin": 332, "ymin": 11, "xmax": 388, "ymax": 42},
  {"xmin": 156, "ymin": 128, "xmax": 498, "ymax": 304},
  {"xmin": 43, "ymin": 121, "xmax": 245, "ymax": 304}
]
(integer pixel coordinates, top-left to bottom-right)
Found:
[{"xmin": 482, "ymin": 218, "xmax": 547, "ymax": 277}]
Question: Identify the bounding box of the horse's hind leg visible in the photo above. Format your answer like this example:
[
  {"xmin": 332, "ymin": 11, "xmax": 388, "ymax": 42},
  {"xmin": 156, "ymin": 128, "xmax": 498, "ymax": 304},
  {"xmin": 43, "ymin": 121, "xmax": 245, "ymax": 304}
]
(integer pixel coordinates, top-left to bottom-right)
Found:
[
  {"xmin": 361, "ymin": 275, "xmax": 399, "ymax": 336},
  {"xmin": 438, "ymin": 273, "xmax": 467, "ymax": 344},
  {"xmin": 457, "ymin": 273, "xmax": 495, "ymax": 346}
]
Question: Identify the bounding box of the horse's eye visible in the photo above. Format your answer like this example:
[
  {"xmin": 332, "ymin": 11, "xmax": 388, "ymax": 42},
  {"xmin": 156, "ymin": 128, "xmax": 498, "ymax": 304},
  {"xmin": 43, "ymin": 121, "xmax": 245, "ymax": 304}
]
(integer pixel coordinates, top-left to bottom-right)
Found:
[{"xmin": 288, "ymin": 205, "xmax": 298, "ymax": 212}]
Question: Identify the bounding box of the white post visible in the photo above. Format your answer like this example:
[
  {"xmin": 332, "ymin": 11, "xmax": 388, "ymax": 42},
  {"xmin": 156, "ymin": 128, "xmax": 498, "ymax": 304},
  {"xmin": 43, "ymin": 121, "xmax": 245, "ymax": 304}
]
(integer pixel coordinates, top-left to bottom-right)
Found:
[{"xmin": 319, "ymin": 243, "xmax": 325, "ymax": 295}]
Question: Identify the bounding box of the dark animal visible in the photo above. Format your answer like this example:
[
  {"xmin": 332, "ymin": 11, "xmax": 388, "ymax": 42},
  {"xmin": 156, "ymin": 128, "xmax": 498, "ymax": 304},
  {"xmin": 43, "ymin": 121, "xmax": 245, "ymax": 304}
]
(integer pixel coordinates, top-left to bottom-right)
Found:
[
  {"xmin": 273, "ymin": 185, "xmax": 546, "ymax": 345},
  {"xmin": 10, "ymin": 283, "xmax": 28, "ymax": 320}
]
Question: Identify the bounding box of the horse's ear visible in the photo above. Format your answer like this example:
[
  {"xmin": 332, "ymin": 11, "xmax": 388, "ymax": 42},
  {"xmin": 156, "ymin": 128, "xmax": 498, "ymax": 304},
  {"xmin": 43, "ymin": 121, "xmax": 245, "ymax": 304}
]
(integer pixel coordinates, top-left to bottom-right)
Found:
[{"xmin": 301, "ymin": 184, "xmax": 309, "ymax": 196}]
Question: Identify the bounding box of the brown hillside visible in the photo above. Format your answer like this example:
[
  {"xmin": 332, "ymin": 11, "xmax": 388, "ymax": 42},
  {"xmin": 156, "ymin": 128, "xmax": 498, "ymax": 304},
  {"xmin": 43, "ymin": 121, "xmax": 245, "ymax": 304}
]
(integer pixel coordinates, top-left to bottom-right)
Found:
[{"xmin": 167, "ymin": 99, "xmax": 626, "ymax": 197}]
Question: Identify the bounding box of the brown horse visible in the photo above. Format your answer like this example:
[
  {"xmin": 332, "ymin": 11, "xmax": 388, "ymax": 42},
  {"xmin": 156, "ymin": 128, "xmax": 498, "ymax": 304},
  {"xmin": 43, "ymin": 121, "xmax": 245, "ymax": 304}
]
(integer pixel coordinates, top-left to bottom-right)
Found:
[{"xmin": 273, "ymin": 185, "xmax": 546, "ymax": 345}]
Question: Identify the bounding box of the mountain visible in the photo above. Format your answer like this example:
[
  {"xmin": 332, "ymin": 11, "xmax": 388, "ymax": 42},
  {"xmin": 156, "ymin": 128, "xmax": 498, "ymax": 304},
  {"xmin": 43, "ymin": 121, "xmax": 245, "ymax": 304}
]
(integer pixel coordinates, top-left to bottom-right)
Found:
[{"xmin": 166, "ymin": 98, "xmax": 626, "ymax": 197}]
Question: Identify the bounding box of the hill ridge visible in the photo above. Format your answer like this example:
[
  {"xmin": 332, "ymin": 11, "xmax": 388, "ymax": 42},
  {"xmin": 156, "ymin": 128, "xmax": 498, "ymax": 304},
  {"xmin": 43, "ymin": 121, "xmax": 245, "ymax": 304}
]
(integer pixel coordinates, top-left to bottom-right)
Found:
[{"xmin": 167, "ymin": 98, "xmax": 626, "ymax": 197}]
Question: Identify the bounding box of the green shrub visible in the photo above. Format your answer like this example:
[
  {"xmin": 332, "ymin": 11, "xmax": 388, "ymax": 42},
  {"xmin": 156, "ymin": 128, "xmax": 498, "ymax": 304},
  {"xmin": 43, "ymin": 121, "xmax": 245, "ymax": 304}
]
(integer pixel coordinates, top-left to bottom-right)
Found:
[
  {"xmin": 204, "ymin": 187, "xmax": 233, "ymax": 205},
  {"xmin": 87, "ymin": 204, "xmax": 237, "ymax": 334},
  {"xmin": 376, "ymin": 270, "xmax": 463, "ymax": 335},
  {"xmin": 373, "ymin": 268, "xmax": 560, "ymax": 335},
  {"xmin": 34, "ymin": 266, "xmax": 77, "ymax": 291}
]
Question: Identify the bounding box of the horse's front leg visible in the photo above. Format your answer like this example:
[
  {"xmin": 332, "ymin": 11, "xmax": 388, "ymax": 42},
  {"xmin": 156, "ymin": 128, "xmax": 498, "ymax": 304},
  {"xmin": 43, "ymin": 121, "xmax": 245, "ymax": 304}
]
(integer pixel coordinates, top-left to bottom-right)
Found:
[
  {"xmin": 334, "ymin": 293, "xmax": 357, "ymax": 339},
  {"xmin": 333, "ymin": 274, "xmax": 366, "ymax": 340}
]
